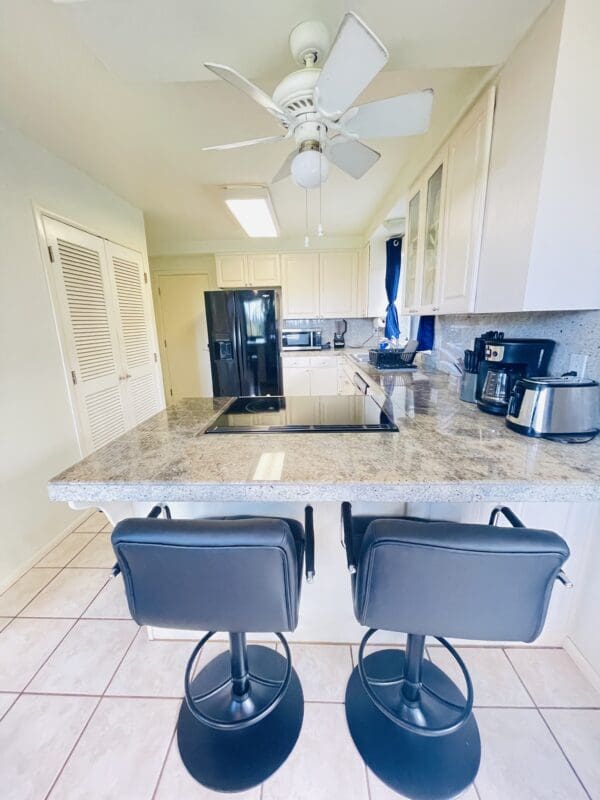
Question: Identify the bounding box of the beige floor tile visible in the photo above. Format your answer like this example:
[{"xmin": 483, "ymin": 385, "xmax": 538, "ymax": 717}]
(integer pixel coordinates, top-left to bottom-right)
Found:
[
  {"xmin": 543, "ymin": 709, "xmax": 600, "ymax": 797},
  {"xmin": 506, "ymin": 648, "xmax": 600, "ymax": 707},
  {"xmin": 49, "ymin": 697, "xmax": 179, "ymax": 800},
  {"xmin": 0, "ymin": 693, "xmax": 97, "ymax": 800},
  {"xmin": 262, "ymin": 703, "xmax": 369, "ymax": 800},
  {"xmin": 0, "ymin": 568, "xmax": 60, "ymax": 616},
  {"xmin": 36, "ymin": 534, "xmax": 96, "ymax": 568},
  {"xmin": 368, "ymin": 770, "xmax": 479, "ymax": 800},
  {"xmin": 0, "ymin": 693, "xmax": 18, "ymax": 719},
  {"xmin": 21, "ymin": 568, "xmax": 110, "ymax": 618},
  {"xmin": 28, "ymin": 619, "xmax": 139, "ymax": 695},
  {"xmin": 0, "ymin": 618, "xmax": 11, "ymax": 632},
  {"xmin": 75, "ymin": 510, "xmax": 107, "ymax": 533},
  {"xmin": 289, "ymin": 643, "xmax": 353, "ymax": 702},
  {"xmin": 0, "ymin": 617, "xmax": 73, "ymax": 691},
  {"xmin": 155, "ymin": 736, "xmax": 261, "ymax": 799},
  {"xmin": 69, "ymin": 534, "xmax": 116, "ymax": 568},
  {"xmin": 107, "ymin": 633, "xmax": 194, "ymax": 697},
  {"xmin": 427, "ymin": 647, "xmax": 533, "ymax": 707},
  {"xmin": 475, "ymin": 708, "xmax": 587, "ymax": 799},
  {"xmin": 83, "ymin": 574, "xmax": 132, "ymax": 619}
]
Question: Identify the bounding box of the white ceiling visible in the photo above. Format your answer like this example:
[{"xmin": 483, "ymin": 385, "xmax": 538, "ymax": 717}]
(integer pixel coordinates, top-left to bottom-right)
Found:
[{"xmin": 0, "ymin": 0, "xmax": 550, "ymax": 253}]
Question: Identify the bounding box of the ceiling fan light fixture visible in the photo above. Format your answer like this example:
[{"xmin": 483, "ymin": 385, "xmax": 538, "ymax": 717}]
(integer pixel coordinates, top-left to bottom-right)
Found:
[{"xmin": 291, "ymin": 142, "xmax": 329, "ymax": 189}]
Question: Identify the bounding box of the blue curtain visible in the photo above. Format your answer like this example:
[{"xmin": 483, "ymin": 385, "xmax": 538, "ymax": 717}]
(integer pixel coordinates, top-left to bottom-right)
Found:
[
  {"xmin": 384, "ymin": 237, "xmax": 402, "ymax": 339},
  {"xmin": 417, "ymin": 315, "xmax": 435, "ymax": 351}
]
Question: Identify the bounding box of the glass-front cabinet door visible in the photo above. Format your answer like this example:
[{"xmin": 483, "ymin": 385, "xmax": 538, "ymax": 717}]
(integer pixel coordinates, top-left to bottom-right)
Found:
[
  {"xmin": 404, "ymin": 189, "xmax": 421, "ymax": 313},
  {"xmin": 420, "ymin": 161, "xmax": 444, "ymax": 310}
]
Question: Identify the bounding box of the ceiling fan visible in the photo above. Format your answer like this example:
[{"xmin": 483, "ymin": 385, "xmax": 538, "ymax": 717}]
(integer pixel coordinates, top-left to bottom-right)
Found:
[{"xmin": 203, "ymin": 12, "xmax": 434, "ymax": 189}]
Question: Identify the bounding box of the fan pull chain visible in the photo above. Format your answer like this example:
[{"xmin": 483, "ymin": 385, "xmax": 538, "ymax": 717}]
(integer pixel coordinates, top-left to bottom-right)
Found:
[
  {"xmin": 318, "ymin": 124, "xmax": 324, "ymax": 237},
  {"xmin": 304, "ymin": 189, "xmax": 310, "ymax": 248}
]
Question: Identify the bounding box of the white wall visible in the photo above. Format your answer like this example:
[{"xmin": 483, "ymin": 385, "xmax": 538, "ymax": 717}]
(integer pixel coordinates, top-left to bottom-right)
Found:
[{"xmin": 0, "ymin": 116, "xmax": 149, "ymax": 587}]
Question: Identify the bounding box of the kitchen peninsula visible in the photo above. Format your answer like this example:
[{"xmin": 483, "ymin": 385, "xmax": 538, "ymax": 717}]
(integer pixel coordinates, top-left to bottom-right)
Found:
[{"xmin": 49, "ymin": 369, "xmax": 599, "ymax": 506}]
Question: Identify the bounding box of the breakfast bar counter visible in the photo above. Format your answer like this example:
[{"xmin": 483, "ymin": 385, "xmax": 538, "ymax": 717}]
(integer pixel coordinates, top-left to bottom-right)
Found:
[{"xmin": 48, "ymin": 370, "xmax": 600, "ymax": 506}]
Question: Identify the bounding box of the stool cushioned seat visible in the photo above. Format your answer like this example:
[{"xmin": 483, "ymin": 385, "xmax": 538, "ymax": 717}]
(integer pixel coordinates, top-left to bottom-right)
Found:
[
  {"xmin": 112, "ymin": 516, "xmax": 304, "ymax": 632},
  {"xmin": 353, "ymin": 517, "xmax": 570, "ymax": 642}
]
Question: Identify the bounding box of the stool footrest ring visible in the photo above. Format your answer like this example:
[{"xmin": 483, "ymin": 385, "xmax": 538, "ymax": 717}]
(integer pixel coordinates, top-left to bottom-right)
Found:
[
  {"xmin": 357, "ymin": 629, "xmax": 474, "ymax": 737},
  {"xmin": 184, "ymin": 632, "xmax": 293, "ymax": 731}
]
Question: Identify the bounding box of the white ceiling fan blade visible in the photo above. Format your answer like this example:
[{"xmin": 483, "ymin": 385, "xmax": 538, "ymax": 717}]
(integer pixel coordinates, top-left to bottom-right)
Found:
[
  {"xmin": 204, "ymin": 63, "xmax": 293, "ymax": 126},
  {"xmin": 328, "ymin": 139, "xmax": 380, "ymax": 179},
  {"xmin": 271, "ymin": 151, "xmax": 296, "ymax": 183},
  {"xmin": 203, "ymin": 135, "xmax": 286, "ymax": 152},
  {"xmin": 314, "ymin": 12, "xmax": 388, "ymax": 118},
  {"xmin": 343, "ymin": 90, "xmax": 434, "ymax": 139}
]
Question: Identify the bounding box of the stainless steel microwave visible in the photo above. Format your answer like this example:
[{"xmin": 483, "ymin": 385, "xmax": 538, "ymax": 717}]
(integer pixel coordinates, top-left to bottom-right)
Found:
[{"xmin": 281, "ymin": 328, "xmax": 322, "ymax": 351}]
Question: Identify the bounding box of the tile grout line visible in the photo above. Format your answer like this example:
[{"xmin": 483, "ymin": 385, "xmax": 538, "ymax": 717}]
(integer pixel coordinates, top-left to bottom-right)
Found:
[
  {"xmin": 501, "ymin": 647, "xmax": 593, "ymax": 800},
  {"xmin": 42, "ymin": 624, "xmax": 143, "ymax": 800},
  {"xmin": 501, "ymin": 647, "xmax": 537, "ymax": 706},
  {"xmin": 536, "ymin": 709, "xmax": 593, "ymax": 800},
  {"xmin": 150, "ymin": 720, "xmax": 178, "ymax": 800}
]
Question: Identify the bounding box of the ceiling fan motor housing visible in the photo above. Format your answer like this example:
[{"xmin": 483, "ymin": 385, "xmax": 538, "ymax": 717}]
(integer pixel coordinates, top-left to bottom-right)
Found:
[
  {"xmin": 289, "ymin": 20, "xmax": 331, "ymax": 66},
  {"xmin": 272, "ymin": 68, "xmax": 320, "ymax": 117}
]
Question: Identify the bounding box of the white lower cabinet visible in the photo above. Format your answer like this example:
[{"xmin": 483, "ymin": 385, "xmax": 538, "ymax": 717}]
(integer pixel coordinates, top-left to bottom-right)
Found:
[
  {"xmin": 282, "ymin": 366, "xmax": 311, "ymax": 395},
  {"xmin": 309, "ymin": 365, "xmax": 338, "ymax": 395}
]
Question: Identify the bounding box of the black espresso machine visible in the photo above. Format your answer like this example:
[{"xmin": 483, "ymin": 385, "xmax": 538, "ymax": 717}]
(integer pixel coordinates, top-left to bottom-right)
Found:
[{"xmin": 475, "ymin": 334, "xmax": 555, "ymax": 415}]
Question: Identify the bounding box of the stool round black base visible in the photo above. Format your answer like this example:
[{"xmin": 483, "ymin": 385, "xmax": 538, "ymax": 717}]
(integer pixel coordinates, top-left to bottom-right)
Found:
[
  {"xmin": 345, "ymin": 649, "xmax": 481, "ymax": 800},
  {"xmin": 177, "ymin": 645, "xmax": 303, "ymax": 792}
]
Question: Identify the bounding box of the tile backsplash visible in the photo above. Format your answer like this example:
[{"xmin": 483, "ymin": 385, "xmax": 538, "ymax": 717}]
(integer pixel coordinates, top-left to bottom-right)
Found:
[
  {"xmin": 283, "ymin": 317, "xmax": 379, "ymax": 349},
  {"xmin": 431, "ymin": 310, "xmax": 600, "ymax": 379}
]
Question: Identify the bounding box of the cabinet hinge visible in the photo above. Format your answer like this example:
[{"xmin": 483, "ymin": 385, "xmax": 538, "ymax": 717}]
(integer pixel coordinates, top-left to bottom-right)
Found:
[
  {"xmin": 169, "ymin": 388, "xmax": 173, "ymax": 397},
  {"xmin": 144, "ymin": 272, "xmax": 148, "ymax": 284},
  {"xmin": 71, "ymin": 369, "xmax": 77, "ymax": 385},
  {"xmin": 157, "ymin": 286, "xmax": 161, "ymax": 296},
  {"xmin": 153, "ymin": 352, "xmax": 158, "ymax": 363},
  {"xmin": 48, "ymin": 245, "xmax": 55, "ymax": 263},
  {"xmin": 163, "ymin": 339, "xmax": 167, "ymax": 348}
]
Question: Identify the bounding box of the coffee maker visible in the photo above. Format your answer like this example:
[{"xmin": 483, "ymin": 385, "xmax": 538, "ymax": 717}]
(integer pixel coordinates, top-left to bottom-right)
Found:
[
  {"xmin": 476, "ymin": 335, "xmax": 555, "ymax": 415},
  {"xmin": 333, "ymin": 319, "xmax": 347, "ymax": 349}
]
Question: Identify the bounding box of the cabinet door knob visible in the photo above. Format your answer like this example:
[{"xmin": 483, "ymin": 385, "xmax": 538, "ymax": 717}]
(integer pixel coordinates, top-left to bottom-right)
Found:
[{"xmin": 432, "ymin": 305, "xmax": 440, "ymax": 311}]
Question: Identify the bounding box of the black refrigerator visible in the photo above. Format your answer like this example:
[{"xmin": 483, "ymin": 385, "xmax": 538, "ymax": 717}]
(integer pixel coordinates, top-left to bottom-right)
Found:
[{"xmin": 205, "ymin": 289, "xmax": 282, "ymax": 397}]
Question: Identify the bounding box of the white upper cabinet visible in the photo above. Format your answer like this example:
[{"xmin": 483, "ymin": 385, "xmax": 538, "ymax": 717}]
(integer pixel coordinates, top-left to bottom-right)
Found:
[
  {"xmin": 319, "ymin": 252, "xmax": 359, "ymax": 318},
  {"xmin": 402, "ymin": 87, "xmax": 494, "ymax": 316},
  {"xmin": 216, "ymin": 253, "xmax": 281, "ymax": 288},
  {"xmin": 438, "ymin": 87, "xmax": 495, "ymax": 314},
  {"xmin": 247, "ymin": 253, "xmax": 281, "ymax": 286},
  {"xmin": 281, "ymin": 253, "xmax": 320, "ymax": 318},
  {"xmin": 216, "ymin": 254, "xmax": 247, "ymax": 287},
  {"xmin": 404, "ymin": 188, "xmax": 422, "ymax": 314}
]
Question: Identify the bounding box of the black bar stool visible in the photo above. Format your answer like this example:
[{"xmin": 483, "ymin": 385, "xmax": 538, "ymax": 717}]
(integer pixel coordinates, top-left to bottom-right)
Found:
[
  {"xmin": 341, "ymin": 503, "xmax": 571, "ymax": 800},
  {"xmin": 111, "ymin": 505, "xmax": 315, "ymax": 792}
]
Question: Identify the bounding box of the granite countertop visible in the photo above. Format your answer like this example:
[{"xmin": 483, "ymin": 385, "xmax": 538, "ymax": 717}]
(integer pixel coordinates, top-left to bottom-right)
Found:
[{"xmin": 48, "ymin": 371, "xmax": 600, "ymax": 504}]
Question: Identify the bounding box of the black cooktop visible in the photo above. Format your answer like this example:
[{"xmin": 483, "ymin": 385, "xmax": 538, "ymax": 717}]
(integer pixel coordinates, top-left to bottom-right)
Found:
[{"xmin": 204, "ymin": 396, "xmax": 398, "ymax": 433}]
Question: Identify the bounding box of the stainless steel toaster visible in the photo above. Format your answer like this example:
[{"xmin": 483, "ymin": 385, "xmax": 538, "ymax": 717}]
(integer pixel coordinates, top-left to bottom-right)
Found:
[{"xmin": 506, "ymin": 376, "xmax": 599, "ymax": 442}]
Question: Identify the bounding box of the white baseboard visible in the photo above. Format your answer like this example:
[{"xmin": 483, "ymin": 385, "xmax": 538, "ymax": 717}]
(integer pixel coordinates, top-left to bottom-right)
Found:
[
  {"xmin": 0, "ymin": 509, "xmax": 95, "ymax": 594},
  {"xmin": 564, "ymin": 636, "xmax": 600, "ymax": 693}
]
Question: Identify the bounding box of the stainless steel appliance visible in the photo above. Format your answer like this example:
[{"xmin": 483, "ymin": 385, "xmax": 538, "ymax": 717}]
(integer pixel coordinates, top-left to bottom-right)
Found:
[
  {"xmin": 333, "ymin": 319, "xmax": 347, "ymax": 349},
  {"xmin": 205, "ymin": 290, "xmax": 282, "ymax": 397},
  {"xmin": 281, "ymin": 328, "xmax": 322, "ymax": 351},
  {"xmin": 205, "ymin": 395, "xmax": 398, "ymax": 433},
  {"xmin": 506, "ymin": 377, "xmax": 599, "ymax": 442},
  {"xmin": 476, "ymin": 336, "xmax": 555, "ymax": 415}
]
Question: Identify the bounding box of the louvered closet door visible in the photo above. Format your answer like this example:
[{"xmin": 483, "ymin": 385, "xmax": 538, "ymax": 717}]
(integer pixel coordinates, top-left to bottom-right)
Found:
[
  {"xmin": 43, "ymin": 217, "xmax": 128, "ymax": 453},
  {"xmin": 105, "ymin": 242, "xmax": 162, "ymax": 426}
]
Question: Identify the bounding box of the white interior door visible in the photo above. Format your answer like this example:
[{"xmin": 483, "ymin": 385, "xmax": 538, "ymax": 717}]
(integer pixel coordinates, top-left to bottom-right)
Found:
[
  {"xmin": 105, "ymin": 242, "xmax": 162, "ymax": 425},
  {"xmin": 156, "ymin": 273, "xmax": 212, "ymax": 401},
  {"xmin": 43, "ymin": 217, "xmax": 128, "ymax": 453}
]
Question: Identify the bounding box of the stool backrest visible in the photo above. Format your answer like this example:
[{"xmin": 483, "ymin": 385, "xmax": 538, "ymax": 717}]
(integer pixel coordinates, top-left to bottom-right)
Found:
[
  {"xmin": 354, "ymin": 519, "xmax": 569, "ymax": 642},
  {"xmin": 112, "ymin": 517, "xmax": 302, "ymax": 632}
]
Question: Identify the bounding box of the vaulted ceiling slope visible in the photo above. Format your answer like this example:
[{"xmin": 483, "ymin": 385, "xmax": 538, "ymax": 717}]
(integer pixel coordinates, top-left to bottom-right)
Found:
[{"xmin": 0, "ymin": 0, "xmax": 549, "ymax": 253}]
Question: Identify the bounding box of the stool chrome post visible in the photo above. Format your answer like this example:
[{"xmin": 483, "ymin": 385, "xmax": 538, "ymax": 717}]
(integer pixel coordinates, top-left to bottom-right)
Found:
[{"xmin": 229, "ymin": 632, "xmax": 250, "ymax": 698}]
